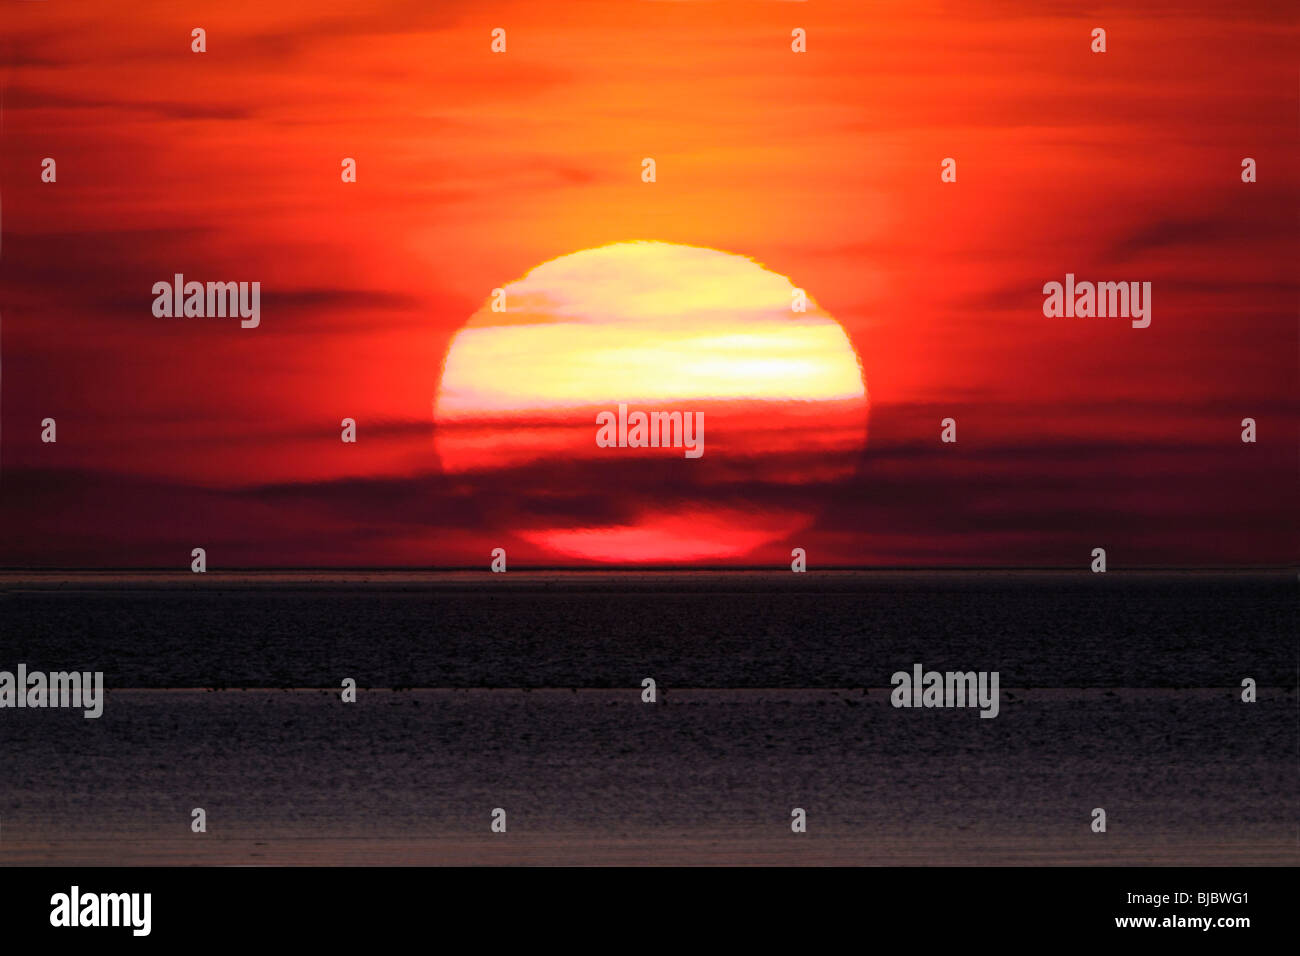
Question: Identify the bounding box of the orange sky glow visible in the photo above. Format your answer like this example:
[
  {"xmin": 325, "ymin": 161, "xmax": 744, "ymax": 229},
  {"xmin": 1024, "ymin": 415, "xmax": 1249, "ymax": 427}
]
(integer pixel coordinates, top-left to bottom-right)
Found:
[{"xmin": 1, "ymin": 0, "xmax": 1295, "ymax": 566}]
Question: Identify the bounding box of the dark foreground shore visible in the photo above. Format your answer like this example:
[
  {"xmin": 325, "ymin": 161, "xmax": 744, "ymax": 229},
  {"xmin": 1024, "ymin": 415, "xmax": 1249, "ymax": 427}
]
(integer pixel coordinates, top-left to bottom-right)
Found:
[
  {"xmin": 3, "ymin": 687, "xmax": 1295, "ymax": 866},
  {"xmin": 1, "ymin": 572, "xmax": 1294, "ymax": 865}
]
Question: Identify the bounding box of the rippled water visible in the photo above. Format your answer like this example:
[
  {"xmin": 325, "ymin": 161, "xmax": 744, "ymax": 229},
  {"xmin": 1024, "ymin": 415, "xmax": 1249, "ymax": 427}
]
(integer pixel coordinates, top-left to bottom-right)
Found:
[{"xmin": 1, "ymin": 572, "xmax": 1294, "ymax": 864}]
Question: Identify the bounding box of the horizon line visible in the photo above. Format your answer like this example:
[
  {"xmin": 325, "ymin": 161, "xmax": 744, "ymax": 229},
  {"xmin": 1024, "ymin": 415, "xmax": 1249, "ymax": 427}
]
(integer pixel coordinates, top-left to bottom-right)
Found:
[{"xmin": 0, "ymin": 565, "xmax": 1293, "ymax": 573}]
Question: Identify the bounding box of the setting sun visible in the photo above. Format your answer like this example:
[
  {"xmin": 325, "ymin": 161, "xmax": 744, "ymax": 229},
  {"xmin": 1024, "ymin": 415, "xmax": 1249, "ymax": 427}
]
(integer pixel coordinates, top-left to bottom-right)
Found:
[{"xmin": 434, "ymin": 241, "xmax": 869, "ymax": 561}]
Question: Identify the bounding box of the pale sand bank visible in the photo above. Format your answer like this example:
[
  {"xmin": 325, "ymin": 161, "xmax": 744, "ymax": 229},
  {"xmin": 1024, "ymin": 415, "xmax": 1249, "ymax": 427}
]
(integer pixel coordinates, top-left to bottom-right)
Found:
[{"xmin": 3, "ymin": 834, "xmax": 1296, "ymax": 866}]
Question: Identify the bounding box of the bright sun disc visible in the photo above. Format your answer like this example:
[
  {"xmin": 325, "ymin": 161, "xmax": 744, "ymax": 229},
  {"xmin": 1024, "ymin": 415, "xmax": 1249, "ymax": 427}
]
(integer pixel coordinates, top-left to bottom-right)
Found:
[{"xmin": 434, "ymin": 241, "xmax": 868, "ymax": 563}]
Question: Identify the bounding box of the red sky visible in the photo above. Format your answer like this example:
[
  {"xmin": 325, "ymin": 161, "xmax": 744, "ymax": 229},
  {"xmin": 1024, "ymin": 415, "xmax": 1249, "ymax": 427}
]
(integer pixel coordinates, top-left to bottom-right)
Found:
[{"xmin": 1, "ymin": 0, "xmax": 1296, "ymax": 567}]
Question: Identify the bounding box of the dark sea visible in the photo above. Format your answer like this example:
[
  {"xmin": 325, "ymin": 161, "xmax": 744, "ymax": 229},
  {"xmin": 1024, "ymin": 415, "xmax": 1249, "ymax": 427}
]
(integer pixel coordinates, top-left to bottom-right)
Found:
[{"xmin": 1, "ymin": 570, "xmax": 1295, "ymax": 865}]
